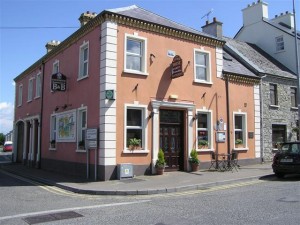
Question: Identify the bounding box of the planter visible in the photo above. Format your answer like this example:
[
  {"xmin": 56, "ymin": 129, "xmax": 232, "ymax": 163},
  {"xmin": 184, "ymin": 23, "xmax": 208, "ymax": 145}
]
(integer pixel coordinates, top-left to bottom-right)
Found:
[
  {"xmin": 198, "ymin": 145, "xmax": 208, "ymax": 149},
  {"xmin": 191, "ymin": 163, "xmax": 199, "ymax": 172},
  {"xmin": 156, "ymin": 166, "xmax": 165, "ymax": 175}
]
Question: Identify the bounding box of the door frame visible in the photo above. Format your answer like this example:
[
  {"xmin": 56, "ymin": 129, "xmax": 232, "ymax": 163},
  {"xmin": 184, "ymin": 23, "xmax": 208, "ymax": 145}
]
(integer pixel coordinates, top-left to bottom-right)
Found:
[{"xmin": 151, "ymin": 100, "xmax": 195, "ymax": 173}]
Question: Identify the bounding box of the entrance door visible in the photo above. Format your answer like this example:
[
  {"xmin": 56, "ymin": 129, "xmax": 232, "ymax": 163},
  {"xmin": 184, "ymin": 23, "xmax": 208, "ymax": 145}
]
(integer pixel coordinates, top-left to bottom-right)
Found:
[{"xmin": 159, "ymin": 110, "xmax": 184, "ymax": 171}]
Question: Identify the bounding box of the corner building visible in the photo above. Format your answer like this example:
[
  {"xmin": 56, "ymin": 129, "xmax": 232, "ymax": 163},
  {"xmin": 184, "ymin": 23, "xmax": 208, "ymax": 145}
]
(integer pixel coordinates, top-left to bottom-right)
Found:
[{"xmin": 13, "ymin": 6, "xmax": 260, "ymax": 181}]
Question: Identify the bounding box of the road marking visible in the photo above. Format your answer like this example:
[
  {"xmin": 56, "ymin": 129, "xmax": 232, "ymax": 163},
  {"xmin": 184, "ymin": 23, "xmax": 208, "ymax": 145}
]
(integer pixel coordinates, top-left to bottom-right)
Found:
[{"xmin": 0, "ymin": 200, "xmax": 151, "ymax": 221}]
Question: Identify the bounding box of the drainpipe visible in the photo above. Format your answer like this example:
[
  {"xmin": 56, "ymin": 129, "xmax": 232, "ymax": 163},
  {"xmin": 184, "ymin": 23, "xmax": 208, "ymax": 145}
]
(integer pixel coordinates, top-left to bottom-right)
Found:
[
  {"xmin": 38, "ymin": 61, "xmax": 45, "ymax": 168},
  {"xmin": 225, "ymin": 76, "xmax": 231, "ymax": 155}
]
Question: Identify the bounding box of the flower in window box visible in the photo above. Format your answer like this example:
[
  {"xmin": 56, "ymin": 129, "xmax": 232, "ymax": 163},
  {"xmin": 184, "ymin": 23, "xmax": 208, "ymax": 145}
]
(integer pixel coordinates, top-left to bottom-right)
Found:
[
  {"xmin": 198, "ymin": 140, "xmax": 208, "ymax": 149},
  {"xmin": 235, "ymin": 139, "xmax": 243, "ymax": 148},
  {"xmin": 128, "ymin": 138, "xmax": 141, "ymax": 150},
  {"xmin": 79, "ymin": 140, "xmax": 85, "ymax": 150}
]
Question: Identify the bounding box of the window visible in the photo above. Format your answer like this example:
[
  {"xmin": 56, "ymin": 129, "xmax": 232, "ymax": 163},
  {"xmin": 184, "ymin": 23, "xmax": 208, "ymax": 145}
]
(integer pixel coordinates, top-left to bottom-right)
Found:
[
  {"xmin": 270, "ymin": 84, "xmax": 278, "ymax": 106},
  {"xmin": 234, "ymin": 113, "xmax": 247, "ymax": 148},
  {"xmin": 275, "ymin": 36, "xmax": 284, "ymax": 52},
  {"xmin": 52, "ymin": 60, "xmax": 59, "ymax": 74},
  {"xmin": 125, "ymin": 106, "xmax": 146, "ymax": 150},
  {"xmin": 194, "ymin": 49, "xmax": 211, "ymax": 83},
  {"xmin": 124, "ymin": 34, "xmax": 147, "ymax": 75},
  {"xmin": 27, "ymin": 78, "xmax": 33, "ymax": 102},
  {"xmin": 291, "ymin": 87, "xmax": 297, "ymax": 108},
  {"xmin": 18, "ymin": 84, "xmax": 23, "ymax": 106},
  {"xmin": 50, "ymin": 115, "xmax": 56, "ymax": 149},
  {"xmin": 196, "ymin": 111, "xmax": 212, "ymax": 149},
  {"xmin": 77, "ymin": 108, "xmax": 87, "ymax": 150},
  {"xmin": 35, "ymin": 73, "xmax": 41, "ymax": 98},
  {"xmin": 272, "ymin": 124, "xmax": 286, "ymax": 148},
  {"xmin": 79, "ymin": 42, "xmax": 89, "ymax": 79}
]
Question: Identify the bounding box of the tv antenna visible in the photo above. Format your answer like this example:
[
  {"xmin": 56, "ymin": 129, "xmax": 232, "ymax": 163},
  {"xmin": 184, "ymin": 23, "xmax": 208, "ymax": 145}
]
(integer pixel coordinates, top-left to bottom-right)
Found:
[{"xmin": 201, "ymin": 9, "xmax": 214, "ymax": 21}]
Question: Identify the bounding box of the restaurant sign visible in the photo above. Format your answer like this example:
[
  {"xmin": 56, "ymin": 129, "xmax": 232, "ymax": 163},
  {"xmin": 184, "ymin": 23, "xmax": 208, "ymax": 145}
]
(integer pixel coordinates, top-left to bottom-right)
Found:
[
  {"xmin": 51, "ymin": 72, "xmax": 66, "ymax": 92},
  {"xmin": 171, "ymin": 55, "xmax": 184, "ymax": 79}
]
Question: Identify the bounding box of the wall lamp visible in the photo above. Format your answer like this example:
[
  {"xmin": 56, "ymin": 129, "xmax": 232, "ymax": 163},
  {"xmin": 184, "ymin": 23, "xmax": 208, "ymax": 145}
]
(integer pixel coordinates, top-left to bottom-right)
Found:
[{"xmin": 150, "ymin": 53, "xmax": 156, "ymax": 59}]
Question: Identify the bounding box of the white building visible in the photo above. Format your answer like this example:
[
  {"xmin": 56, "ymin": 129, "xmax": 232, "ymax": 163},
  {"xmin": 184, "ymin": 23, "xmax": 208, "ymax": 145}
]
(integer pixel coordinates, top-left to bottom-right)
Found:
[{"xmin": 235, "ymin": 0, "xmax": 300, "ymax": 74}]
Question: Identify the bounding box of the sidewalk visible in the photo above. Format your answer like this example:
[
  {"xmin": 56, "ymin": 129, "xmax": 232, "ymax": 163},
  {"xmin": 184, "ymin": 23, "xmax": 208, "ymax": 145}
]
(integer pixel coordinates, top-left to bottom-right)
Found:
[{"xmin": 0, "ymin": 163, "xmax": 274, "ymax": 195}]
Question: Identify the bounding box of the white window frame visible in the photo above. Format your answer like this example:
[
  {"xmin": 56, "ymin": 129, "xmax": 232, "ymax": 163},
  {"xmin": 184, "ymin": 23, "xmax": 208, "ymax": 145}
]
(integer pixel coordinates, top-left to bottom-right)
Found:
[
  {"xmin": 35, "ymin": 73, "xmax": 41, "ymax": 98},
  {"xmin": 194, "ymin": 48, "xmax": 212, "ymax": 84},
  {"xmin": 275, "ymin": 36, "xmax": 284, "ymax": 52},
  {"xmin": 52, "ymin": 60, "xmax": 59, "ymax": 74},
  {"xmin": 18, "ymin": 84, "xmax": 23, "ymax": 107},
  {"xmin": 124, "ymin": 33, "xmax": 148, "ymax": 76},
  {"xmin": 50, "ymin": 114, "xmax": 57, "ymax": 150},
  {"xmin": 123, "ymin": 104, "xmax": 148, "ymax": 153},
  {"xmin": 77, "ymin": 107, "xmax": 87, "ymax": 152},
  {"xmin": 290, "ymin": 87, "xmax": 297, "ymax": 108},
  {"xmin": 233, "ymin": 112, "xmax": 248, "ymax": 150},
  {"xmin": 27, "ymin": 78, "xmax": 34, "ymax": 102},
  {"xmin": 196, "ymin": 109, "xmax": 213, "ymax": 151},
  {"xmin": 78, "ymin": 41, "xmax": 89, "ymax": 80}
]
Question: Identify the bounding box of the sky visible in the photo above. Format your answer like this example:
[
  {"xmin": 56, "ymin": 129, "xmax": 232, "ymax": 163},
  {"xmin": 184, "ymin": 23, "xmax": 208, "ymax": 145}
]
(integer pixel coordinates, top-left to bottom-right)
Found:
[{"xmin": 0, "ymin": 0, "xmax": 299, "ymax": 135}]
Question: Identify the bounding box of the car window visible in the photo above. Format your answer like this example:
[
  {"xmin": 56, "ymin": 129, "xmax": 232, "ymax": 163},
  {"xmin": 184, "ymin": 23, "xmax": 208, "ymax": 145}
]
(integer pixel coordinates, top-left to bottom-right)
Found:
[{"xmin": 280, "ymin": 143, "xmax": 300, "ymax": 153}]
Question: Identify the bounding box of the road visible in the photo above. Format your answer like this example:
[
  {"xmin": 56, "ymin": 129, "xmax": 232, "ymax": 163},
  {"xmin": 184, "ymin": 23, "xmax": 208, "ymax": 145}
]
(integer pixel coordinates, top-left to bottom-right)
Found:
[
  {"xmin": 0, "ymin": 151, "xmax": 12, "ymax": 164},
  {"xmin": 0, "ymin": 169, "xmax": 299, "ymax": 225}
]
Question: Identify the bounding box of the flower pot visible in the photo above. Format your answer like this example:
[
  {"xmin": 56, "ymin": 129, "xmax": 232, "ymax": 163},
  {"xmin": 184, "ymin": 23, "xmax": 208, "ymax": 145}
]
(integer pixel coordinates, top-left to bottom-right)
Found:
[
  {"xmin": 156, "ymin": 166, "xmax": 165, "ymax": 175},
  {"xmin": 191, "ymin": 163, "xmax": 199, "ymax": 172}
]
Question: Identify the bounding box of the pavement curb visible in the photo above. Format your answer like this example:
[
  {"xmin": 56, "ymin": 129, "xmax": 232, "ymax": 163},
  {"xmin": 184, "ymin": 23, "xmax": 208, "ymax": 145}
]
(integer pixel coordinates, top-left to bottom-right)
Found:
[{"xmin": 0, "ymin": 165, "xmax": 273, "ymax": 196}]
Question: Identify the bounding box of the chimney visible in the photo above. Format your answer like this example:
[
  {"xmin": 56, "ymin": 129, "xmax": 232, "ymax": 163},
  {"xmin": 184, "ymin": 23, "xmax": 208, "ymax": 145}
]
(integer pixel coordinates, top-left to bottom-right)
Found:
[
  {"xmin": 201, "ymin": 17, "xmax": 223, "ymax": 38},
  {"xmin": 271, "ymin": 11, "xmax": 294, "ymax": 29},
  {"xmin": 45, "ymin": 40, "xmax": 61, "ymax": 53},
  {"xmin": 78, "ymin": 11, "xmax": 97, "ymax": 26},
  {"xmin": 242, "ymin": 0, "xmax": 268, "ymax": 26}
]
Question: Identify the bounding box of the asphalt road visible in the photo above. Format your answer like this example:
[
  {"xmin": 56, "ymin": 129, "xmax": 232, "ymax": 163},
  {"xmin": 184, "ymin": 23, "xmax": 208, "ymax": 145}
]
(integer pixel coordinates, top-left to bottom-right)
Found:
[
  {"xmin": 0, "ymin": 169, "xmax": 299, "ymax": 225},
  {"xmin": 0, "ymin": 151, "xmax": 12, "ymax": 164}
]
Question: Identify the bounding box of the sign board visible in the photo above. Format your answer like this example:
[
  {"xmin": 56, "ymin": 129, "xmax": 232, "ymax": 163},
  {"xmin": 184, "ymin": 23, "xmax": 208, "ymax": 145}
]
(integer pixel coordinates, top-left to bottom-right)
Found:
[
  {"xmin": 88, "ymin": 140, "xmax": 97, "ymax": 148},
  {"xmin": 86, "ymin": 128, "xmax": 98, "ymax": 140},
  {"xmin": 51, "ymin": 72, "xmax": 66, "ymax": 92},
  {"xmin": 105, "ymin": 90, "xmax": 115, "ymax": 100},
  {"xmin": 216, "ymin": 131, "xmax": 226, "ymax": 143},
  {"xmin": 171, "ymin": 55, "xmax": 184, "ymax": 79}
]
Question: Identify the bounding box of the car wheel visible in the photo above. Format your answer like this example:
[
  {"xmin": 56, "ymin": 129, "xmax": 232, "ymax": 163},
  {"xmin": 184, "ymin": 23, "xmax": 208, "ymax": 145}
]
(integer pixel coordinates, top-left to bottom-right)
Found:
[{"xmin": 275, "ymin": 172, "xmax": 285, "ymax": 178}]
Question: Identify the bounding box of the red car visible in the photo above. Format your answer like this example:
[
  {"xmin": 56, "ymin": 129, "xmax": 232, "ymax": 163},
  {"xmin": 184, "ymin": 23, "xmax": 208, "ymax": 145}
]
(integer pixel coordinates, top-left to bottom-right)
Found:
[{"xmin": 3, "ymin": 142, "xmax": 13, "ymax": 152}]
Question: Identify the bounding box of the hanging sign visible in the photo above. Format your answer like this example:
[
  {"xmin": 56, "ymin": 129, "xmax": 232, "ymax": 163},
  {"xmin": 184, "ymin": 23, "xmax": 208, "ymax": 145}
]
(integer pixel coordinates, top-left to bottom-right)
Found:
[
  {"xmin": 171, "ymin": 55, "xmax": 184, "ymax": 79},
  {"xmin": 51, "ymin": 72, "xmax": 66, "ymax": 92}
]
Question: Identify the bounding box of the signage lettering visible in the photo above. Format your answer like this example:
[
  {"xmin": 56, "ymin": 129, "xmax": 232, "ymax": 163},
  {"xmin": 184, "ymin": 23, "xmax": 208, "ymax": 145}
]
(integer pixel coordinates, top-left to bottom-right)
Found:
[
  {"xmin": 171, "ymin": 55, "xmax": 184, "ymax": 79},
  {"xmin": 51, "ymin": 72, "xmax": 67, "ymax": 92}
]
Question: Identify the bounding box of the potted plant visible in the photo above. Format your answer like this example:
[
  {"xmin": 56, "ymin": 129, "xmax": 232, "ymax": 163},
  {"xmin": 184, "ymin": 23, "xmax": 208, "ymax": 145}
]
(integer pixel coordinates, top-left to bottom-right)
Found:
[
  {"xmin": 155, "ymin": 149, "xmax": 166, "ymax": 175},
  {"xmin": 198, "ymin": 140, "xmax": 208, "ymax": 149},
  {"xmin": 235, "ymin": 139, "xmax": 243, "ymax": 148},
  {"xmin": 189, "ymin": 149, "xmax": 200, "ymax": 171},
  {"xmin": 79, "ymin": 140, "xmax": 85, "ymax": 149},
  {"xmin": 128, "ymin": 138, "xmax": 141, "ymax": 150},
  {"xmin": 50, "ymin": 139, "xmax": 56, "ymax": 148}
]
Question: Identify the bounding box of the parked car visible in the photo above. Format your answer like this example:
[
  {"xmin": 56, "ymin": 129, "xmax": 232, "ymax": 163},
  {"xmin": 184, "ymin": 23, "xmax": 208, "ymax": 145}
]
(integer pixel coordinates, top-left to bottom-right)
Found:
[
  {"xmin": 3, "ymin": 141, "xmax": 13, "ymax": 152},
  {"xmin": 272, "ymin": 141, "xmax": 300, "ymax": 178}
]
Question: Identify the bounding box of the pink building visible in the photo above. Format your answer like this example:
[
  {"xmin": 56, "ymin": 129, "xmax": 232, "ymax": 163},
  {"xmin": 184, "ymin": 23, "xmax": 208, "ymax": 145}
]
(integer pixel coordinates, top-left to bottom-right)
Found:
[{"xmin": 13, "ymin": 6, "xmax": 261, "ymax": 180}]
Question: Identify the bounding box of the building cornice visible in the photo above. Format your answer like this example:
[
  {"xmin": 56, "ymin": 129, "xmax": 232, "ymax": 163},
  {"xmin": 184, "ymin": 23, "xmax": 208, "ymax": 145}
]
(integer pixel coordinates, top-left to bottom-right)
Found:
[{"xmin": 223, "ymin": 72, "xmax": 260, "ymax": 85}]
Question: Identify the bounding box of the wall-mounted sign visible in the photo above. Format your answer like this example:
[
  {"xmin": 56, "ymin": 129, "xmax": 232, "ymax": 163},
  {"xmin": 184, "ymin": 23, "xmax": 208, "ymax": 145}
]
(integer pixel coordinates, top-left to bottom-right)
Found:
[
  {"xmin": 171, "ymin": 55, "xmax": 184, "ymax": 79},
  {"xmin": 216, "ymin": 131, "xmax": 226, "ymax": 143},
  {"xmin": 105, "ymin": 90, "xmax": 115, "ymax": 100},
  {"xmin": 167, "ymin": 50, "xmax": 176, "ymax": 57},
  {"xmin": 51, "ymin": 72, "xmax": 66, "ymax": 92}
]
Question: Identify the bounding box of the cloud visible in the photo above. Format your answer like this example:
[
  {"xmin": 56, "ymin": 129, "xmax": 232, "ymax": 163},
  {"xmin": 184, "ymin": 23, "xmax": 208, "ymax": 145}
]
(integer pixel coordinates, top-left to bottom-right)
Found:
[{"xmin": 0, "ymin": 102, "xmax": 14, "ymax": 134}]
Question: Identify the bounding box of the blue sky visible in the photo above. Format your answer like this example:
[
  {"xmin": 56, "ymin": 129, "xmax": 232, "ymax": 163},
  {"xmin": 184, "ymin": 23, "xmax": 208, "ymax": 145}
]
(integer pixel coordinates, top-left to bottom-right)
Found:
[{"xmin": 0, "ymin": 0, "xmax": 298, "ymax": 134}]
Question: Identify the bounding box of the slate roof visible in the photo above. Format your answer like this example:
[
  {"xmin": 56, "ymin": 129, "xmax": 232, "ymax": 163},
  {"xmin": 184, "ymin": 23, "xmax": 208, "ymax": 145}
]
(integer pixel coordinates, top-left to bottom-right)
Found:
[
  {"xmin": 106, "ymin": 5, "xmax": 220, "ymax": 40},
  {"xmin": 223, "ymin": 37, "xmax": 296, "ymax": 79},
  {"xmin": 222, "ymin": 50, "xmax": 257, "ymax": 78}
]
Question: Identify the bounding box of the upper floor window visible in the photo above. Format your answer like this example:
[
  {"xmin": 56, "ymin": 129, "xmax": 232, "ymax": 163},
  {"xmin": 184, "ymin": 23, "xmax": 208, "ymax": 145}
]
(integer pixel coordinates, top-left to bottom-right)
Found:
[
  {"xmin": 234, "ymin": 113, "xmax": 247, "ymax": 149},
  {"xmin": 18, "ymin": 84, "xmax": 23, "ymax": 106},
  {"xmin": 194, "ymin": 49, "xmax": 211, "ymax": 83},
  {"xmin": 79, "ymin": 42, "xmax": 89, "ymax": 79},
  {"xmin": 270, "ymin": 83, "xmax": 278, "ymax": 106},
  {"xmin": 27, "ymin": 79, "xmax": 33, "ymax": 102},
  {"xmin": 52, "ymin": 60, "xmax": 59, "ymax": 74},
  {"xmin": 291, "ymin": 87, "xmax": 297, "ymax": 108},
  {"xmin": 125, "ymin": 105, "xmax": 147, "ymax": 151},
  {"xmin": 275, "ymin": 36, "xmax": 284, "ymax": 52},
  {"xmin": 196, "ymin": 110, "xmax": 212, "ymax": 150},
  {"xmin": 35, "ymin": 73, "xmax": 41, "ymax": 98},
  {"xmin": 77, "ymin": 108, "xmax": 87, "ymax": 150},
  {"xmin": 124, "ymin": 34, "xmax": 147, "ymax": 75}
]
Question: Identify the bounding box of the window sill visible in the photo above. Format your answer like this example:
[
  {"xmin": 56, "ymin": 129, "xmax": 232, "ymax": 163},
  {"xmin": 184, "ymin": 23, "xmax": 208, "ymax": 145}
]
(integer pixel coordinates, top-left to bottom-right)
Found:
[
  {"xmin": 291, "ymin": 107, "xmax": 298, "ymax": 110},
  {"xmin": 27, "ymin": 100, "xmax": 33, "ymax": 103},
  {"xmin": 49, "ymin": 148, "xmax": 56, "ymax": 151},
  {"xmin": 197, "ymin": 148, "xmax": 214, "ymax": 152},
  {"xmin": 76, "ymin": 149, "xmax": 87, "ymax": 153},
  {"xmin": 194, "ymin": 80, "xmax": 213, "ymax": 85},
  {"xmin": 123, "ymin": 69, "xmax": 149, "ymax": 76},
  {"xmin": 77, "ymin": 75, "xmax": 89, "ymax": 81},
  {"xmin": 34, "ymin": 96, "xmax": 41, "ymax": 100},
  {"xmin": 123, "ymin": 149, "xmax": 149, "ymax": 154},
  {"xmin": 233, "ymin": 147, "xmax": 248, "ymax": 151},
  {"xmin": 269, "ymin": 105, "xmax": 280, "ymax": 109}
]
